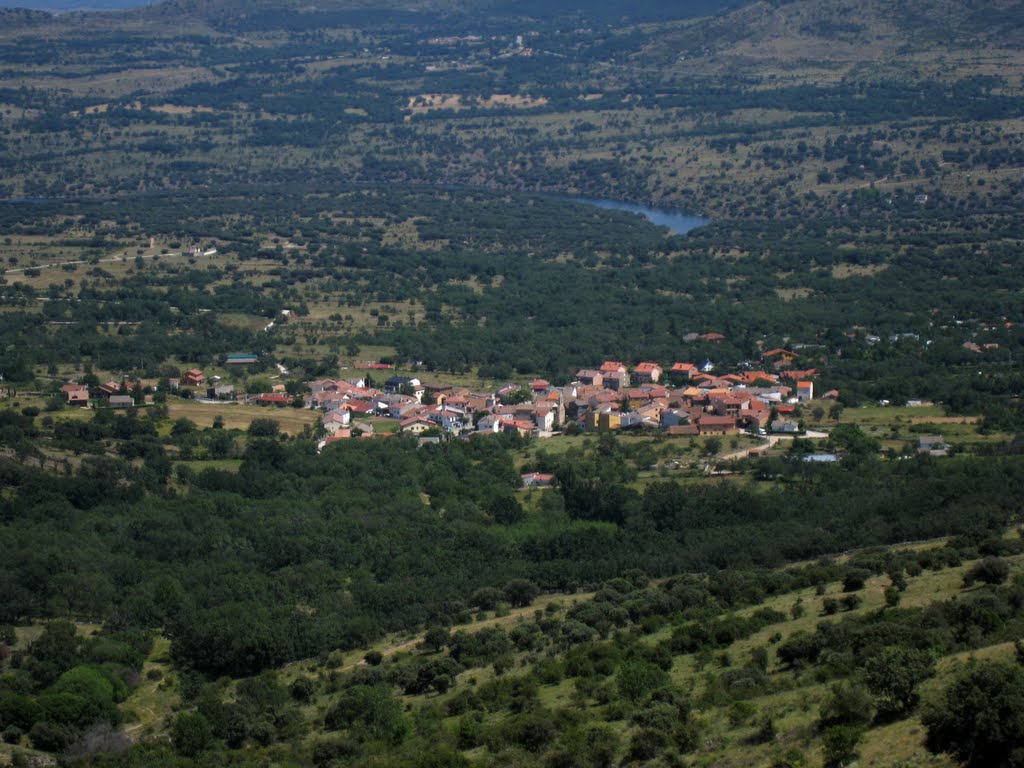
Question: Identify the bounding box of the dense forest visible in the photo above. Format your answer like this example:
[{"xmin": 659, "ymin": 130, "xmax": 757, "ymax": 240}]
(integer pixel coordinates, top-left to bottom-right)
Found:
[{"xmin": 2, "ymin": 410, "xmax": 1022, "ymax": 678}]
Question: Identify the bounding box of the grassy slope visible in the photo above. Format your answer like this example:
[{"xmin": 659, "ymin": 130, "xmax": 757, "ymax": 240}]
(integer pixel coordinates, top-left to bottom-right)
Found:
[{"xmin": 108, "ymin": 536, "xmax": 1021, "ymax": 766}]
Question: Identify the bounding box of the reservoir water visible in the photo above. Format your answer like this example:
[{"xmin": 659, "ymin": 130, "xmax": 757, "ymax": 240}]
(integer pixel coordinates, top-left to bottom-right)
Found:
[{"xmin": 573, "ymin": 197, "xmax": 709, "ymax": 235}]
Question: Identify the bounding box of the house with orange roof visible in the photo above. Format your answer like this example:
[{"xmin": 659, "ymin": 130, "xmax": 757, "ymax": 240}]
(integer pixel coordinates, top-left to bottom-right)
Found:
[
  {"xmin": 797, "ymin": 381, "xmax": 814, "ymax": 402},
  {"xmin": 761, "ymin": 348, "xmax": 796, "ymax": 362},
  {"xmin": 400, "ymin": 416, "xmax": 435, "ymax": 434},
  {"xmin": 256, "ymin": 393, "xmax": 292, "ymax": 407},
  {"xmin": 62, "ymin": 383, "xmax": 90, "ymax": 407},
  {"xmin": 740, "ymin": 371, "xmax": 779, "ymax": 385},
  {"xmin": 97, "ymin": 381, "xmax": 121, "ymax": 398},
  {"xmin": 700, "ymin": 332, "xmax": 726, "ymax": 343},
  {"xmin": 342, "ymin": 400, "xmax": 376, "ymax": 415},
  {"xmin": 600, "ymin": 361, "xmax": 628, "ymax": 376},
  {"xmin": 698, "ymin": 414, "xmax": 738, "ymax": 435},
  {"xmin": 667, "ymin": 425, "xmax": 700, "ymax": 437},
  {"xmin": 182, "ymin": 369, "xmax": 205, "ymax": 387},
  {"xmin": 710, "ymin": 394, "xmax": 750, "ymax": 417},
  {"xmin": 322, "ymin": 410, "xmax": 351, "ymax": 434},
  {"xmin": 670, "ymin": 362, "xmax": 698, "ymax": 380},
  {"xmin": 741, "ymin": 400, "xmax": 772, "ymax": 430},
  {"xmin": 633, "ymin": 362, "xmax": 663, "ymax": 383},
  {"xmin": 521, "ymin": 472, "xmax": 556, "ymax": 488},
  {"xmin": 502, "ymin": 419, "xmax": 536, "ymax": 437}
]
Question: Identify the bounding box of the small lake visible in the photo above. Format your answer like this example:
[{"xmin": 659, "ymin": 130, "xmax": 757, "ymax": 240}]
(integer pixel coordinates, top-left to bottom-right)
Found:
[{"xmin": 573, "ymin": 197, "xmax": 709, "ymax": 235}]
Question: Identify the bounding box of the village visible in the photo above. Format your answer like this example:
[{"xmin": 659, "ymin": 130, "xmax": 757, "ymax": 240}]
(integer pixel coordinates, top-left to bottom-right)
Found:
[
  {"xmin": 308, "ymin": 351, "xmax": 826, "ymax": 446},
  {"xmin": 56, "ymin": 348, "xmax": 835, "ymax": 450}
]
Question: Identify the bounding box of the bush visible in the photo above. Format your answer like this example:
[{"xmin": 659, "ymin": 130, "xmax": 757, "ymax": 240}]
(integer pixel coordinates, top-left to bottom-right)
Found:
[
  {"xmin": 616, "ymin": 660, "xmax": 669, "ymax": 703},
  {"xmin": 821, "ymin": 724, "xmax": 865, "ymax": 768},
  {"xmin": 818, "ymin": 682, "xmax": 873, "ymax": 729},
  {"xmin": 29, "ymin": 721, "xmax": 76, "ymax": 752},
  {"xmin": 469, "ymin": 587, "xmax": 504, "ymax": 611},
  {"xmin": 922, "ymin": 661, "xmax": 1024, "ymax": 767},
  {"xmin": 862, "ymin": 646, "xmax": 935, "ymax": 720},
  {"xmin": 290, "ymin": 678, "xmax": 315, "ymax": 702},
  {"xmin": 842, "ymin": 569, "xmax": 871, "ymax": 592},
  {"xmin": 170, "ymin": 712, "xmax": 211, "ymax": 757},
  {"xmin": 503, "ymin": 579, "xmax": 540, "ymax": 608},
  {"xmin": 962, "ymin": 557, "xmax": 1011, "ymax": 587},
  {"xmin": 628, "ymin": 728, "xmax": 671, "ymax": 762},
  {"xmin": 248, "ymin": 418, "xmax": 280, "ymax": 437}
]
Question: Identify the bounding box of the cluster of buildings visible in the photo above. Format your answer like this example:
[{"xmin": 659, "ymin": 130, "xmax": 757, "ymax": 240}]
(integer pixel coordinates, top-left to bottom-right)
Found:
[
  {"xmin": 58, "ymin": 356, "xmax": 264, "ymax": 409},
  {"xmin": 57, "ymin": 348, "xmax": 832, "ymax": 452},
  {"xmin": 310, "ymin": 351, "xmax": 832, "ymax": 449}
]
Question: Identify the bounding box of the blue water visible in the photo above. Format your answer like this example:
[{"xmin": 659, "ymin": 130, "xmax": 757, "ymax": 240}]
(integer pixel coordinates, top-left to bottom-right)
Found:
[{"xmin": 573, "ymin": 197, "xmax": 709, "ymax": 235}]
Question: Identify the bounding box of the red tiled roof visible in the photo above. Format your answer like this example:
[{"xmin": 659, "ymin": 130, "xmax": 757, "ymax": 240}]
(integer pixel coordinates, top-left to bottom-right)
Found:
[
  {"xmin": 256, "ymin": 393, "xmax": 291, "ymax": 404},
  {"xmin": 667, "ymin": 425, "xmax": 700, "ymax": 436},
  {"xmin": 503, "ymin": 419, "xmax": 536, "ymax": 431},
  {"xmin": 699, "ymin": 415, "xmax": 736, "ymax": 427},
  {"xmin": 343, "ymin": 401, "xmax": 375, "ymax": 413}
]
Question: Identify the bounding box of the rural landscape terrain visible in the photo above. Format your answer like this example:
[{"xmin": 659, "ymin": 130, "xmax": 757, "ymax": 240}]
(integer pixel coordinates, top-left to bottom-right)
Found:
[{"xmin": 1, "ymin": 0, "xmax": 1024, "ymax": 766}]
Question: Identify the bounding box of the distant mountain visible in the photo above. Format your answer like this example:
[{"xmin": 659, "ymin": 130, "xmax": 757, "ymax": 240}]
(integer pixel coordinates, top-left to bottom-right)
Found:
[
  {"xmin": 0, "ymin": 0, "xmax": 742, "ymax": 24},
  {"xmin": 642, "ymin": 0, "xmax": 1024, "ymax": 64},
  {"xmin": 0, "ymin": 0, "xmax": 154, "ymax": 10}
]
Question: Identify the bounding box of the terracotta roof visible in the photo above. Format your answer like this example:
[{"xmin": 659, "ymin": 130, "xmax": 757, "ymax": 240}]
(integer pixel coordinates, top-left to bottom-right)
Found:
[
  {"xmin": 256, "ymin": 393, "xmax": 291, "ymax": 404},
  {"xmin": 343, "ymin": 401, "xmax": 375, "ymax": 414},
  {"xmin": 667, "ymin": 425, "xmax": 700, "ymax": 436},
  {"xmin": 699, "ymin": 415, "xmax": 736, "ymax": 427},
  {"xmin": 634, "ymin": 362, "xmax": 661, "ymax": 373},
  {"xmin": 503, "ymin": 419, "xmax": 536, "ymax": 431},
  {"xmin": 400, "ymin": 416, "xmax": 434, "ymax": 428}
]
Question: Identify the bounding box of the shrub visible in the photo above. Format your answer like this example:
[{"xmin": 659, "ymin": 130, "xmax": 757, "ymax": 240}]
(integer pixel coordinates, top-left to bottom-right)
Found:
[
  {"xmin": 842, "ymin": 569, "xmax": 871, "ymax": 592},
  {"xmin": 922, "ymin": 661, "xmax": 1024, "ymax": 767},
  {"xmin": 962, "ymin": 557, "xmax": 1011, "ymax": 587},
  {"xmin": 170, "ymin": 712, "xmax": 211, "ymax": 757},
  {"xmin": 503, "ymin": 579, "xmax": 540, "ymax": 608}
]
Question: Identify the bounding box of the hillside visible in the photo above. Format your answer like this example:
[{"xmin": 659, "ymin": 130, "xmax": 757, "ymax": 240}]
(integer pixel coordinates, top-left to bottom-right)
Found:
[
  {"xmin": 655, "ymin": 0, "xmax": 1024, "ymax": 53},
  {"xmin": 5, "ymin": 531, "xmax": 1023, "ymax": 766}
]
